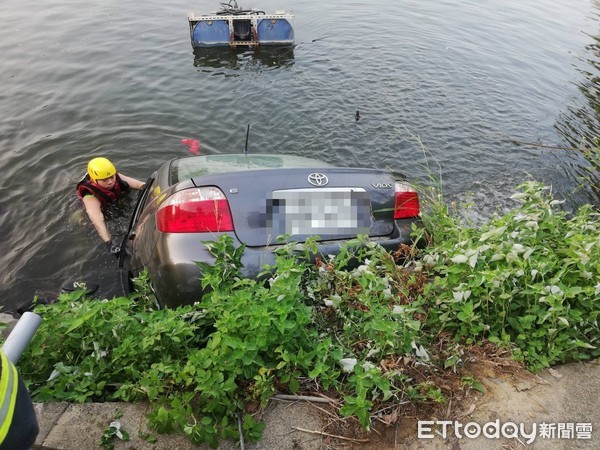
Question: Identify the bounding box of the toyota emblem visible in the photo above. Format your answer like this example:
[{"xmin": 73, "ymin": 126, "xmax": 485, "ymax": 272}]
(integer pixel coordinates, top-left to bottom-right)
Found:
[{"xmin": 308, "ymin": 173, "xmax": 329, "ymax": 187}]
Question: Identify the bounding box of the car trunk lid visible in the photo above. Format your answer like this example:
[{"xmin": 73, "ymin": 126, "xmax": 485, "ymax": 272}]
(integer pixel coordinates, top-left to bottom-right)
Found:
[{"xmin": 189, "ymin": 167, "xmax": 404, "ymax": 247}]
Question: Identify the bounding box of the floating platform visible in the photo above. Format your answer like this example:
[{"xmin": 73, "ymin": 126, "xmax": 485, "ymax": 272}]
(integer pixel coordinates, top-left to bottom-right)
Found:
[{"xmin": 188, "ymin": 1, "xmax": 294, "ymax": 48}]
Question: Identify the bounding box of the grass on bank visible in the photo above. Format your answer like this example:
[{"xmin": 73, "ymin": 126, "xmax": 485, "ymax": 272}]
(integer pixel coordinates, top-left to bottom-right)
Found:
[{"xmin": 16, "ymin": 181, "xmax": 600, "ymax": 447}]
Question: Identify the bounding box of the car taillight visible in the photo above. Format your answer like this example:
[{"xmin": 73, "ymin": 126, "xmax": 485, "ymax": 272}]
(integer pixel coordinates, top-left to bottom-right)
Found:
[
  {"xmin": 394, "ymin": 182, "xmax": 420, "ymax": 219},
  {"xmin": 156, "ymin": 187, "xmax": 234, "ymax": 233}
]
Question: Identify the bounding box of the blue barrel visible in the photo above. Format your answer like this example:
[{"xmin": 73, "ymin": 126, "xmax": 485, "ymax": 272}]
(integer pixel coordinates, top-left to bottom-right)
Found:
[
  {"xmin": 191, "ymin": 20, "xmax": 230, "ymax": 47},
  {"xmin": 257, "ymin": 18, "xmax": 294, "ymax": 45}
]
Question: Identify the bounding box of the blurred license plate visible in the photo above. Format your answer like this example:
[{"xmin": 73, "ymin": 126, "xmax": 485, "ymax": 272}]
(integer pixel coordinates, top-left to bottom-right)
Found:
[{"xmin": 269, "ymin": 188, "xmax": 371, "ymax": 236}]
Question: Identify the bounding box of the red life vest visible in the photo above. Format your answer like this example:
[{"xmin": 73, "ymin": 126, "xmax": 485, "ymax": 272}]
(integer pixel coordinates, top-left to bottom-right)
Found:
[{"xmin": 76, "ymin": 173, "xmax": 130, "ymax": 207}]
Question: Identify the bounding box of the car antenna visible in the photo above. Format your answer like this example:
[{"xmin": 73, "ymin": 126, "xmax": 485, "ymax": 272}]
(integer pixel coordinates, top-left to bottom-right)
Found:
[{"xmin": 244, "ymin": 124, "xmax": 250, "ymax": 155}]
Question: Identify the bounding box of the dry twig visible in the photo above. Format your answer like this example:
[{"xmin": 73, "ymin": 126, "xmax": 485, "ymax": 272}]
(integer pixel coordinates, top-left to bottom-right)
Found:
[
  {"xmin": 293, "ymin": 427, "xmax": 370, "ymax": 443},
  {"xmin": 510, "ymin": 139, "xmax": 588, "ymax": 152},
  {"xmin": 273, "ymin": 394, "xmax": 337, "ymax": 404}
]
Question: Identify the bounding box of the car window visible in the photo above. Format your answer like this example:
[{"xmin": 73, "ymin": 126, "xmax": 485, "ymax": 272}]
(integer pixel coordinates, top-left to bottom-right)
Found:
[
  {"xmin": 171, "ymin": 154, "xmax": 332, "ymax": 183},
  {"xmin": 143, "ymin": 178, "xmax": 159, "ymax": 209}
]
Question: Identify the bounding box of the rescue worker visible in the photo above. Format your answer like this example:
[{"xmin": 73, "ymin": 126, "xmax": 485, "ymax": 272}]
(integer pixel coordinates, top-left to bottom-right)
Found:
[
  {"xmin": 0, "ymin": 350, "xmax": 39, "ymax": 450},
  {"xmin": 77, "ymin": 157, "xmax": 145, "ymax": 252}
]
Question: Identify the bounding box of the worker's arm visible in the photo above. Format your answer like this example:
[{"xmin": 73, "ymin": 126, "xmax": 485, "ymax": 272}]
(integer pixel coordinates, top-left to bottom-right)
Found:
[
  {"xmin": 0, "ymin": 352, "xmax": 39, "ymax": 450},
  {"xmin": 120, "ymin": 174, "xmax": 146, "ymax": 190},
  {"xmin": 82, "ymin": 195, "xmax": 110, "ymax": 243}
]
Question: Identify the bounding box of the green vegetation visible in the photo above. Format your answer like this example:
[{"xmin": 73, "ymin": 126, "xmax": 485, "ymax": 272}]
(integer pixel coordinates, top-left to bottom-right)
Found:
[
  {"xmin": 421, "ymin": 182, "xmax": 599, "ymax": 370},
  {"xmin": 18, "ymin": 182, "xmax": 599, "ymax": 447},
  {"xmin": 100, "ymin": 411, "xmax": 129, "ymax": 450}
]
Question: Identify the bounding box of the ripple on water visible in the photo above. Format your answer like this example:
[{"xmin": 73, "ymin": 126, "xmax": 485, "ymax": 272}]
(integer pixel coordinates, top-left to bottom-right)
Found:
[{"xmin": 0, "ymin": 0, "xmax": 598, "ymax": 309}]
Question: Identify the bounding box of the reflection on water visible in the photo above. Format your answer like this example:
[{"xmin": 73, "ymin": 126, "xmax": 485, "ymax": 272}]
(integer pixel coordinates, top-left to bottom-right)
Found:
[
  {"xmin": 1, "ymin": 0, "xmax": 600, "ymax": 311},
  {"xmin": 554, "ymin": 11, "xmax": 600, "ymax": 204},
  {"xmin": 193, "ymin": 46, "xmax": 295, "ymax": 71}
]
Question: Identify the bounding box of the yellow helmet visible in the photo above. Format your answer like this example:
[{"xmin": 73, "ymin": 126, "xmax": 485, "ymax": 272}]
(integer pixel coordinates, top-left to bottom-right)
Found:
[{"xmin": 88, "ymin": 157, "xmax": 116, "ymax": 181}]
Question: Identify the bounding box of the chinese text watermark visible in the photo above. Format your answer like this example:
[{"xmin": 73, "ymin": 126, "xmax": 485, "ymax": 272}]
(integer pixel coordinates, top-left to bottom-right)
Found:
[{"xmin": 418, "ymin": 420, "xmax": 593, "ymax": 444}]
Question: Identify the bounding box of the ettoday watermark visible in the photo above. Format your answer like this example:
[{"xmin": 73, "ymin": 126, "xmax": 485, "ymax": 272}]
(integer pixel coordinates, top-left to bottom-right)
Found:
[{"xmin": 418, "ymin": 420, "xmax": 593, "ymax": 444}]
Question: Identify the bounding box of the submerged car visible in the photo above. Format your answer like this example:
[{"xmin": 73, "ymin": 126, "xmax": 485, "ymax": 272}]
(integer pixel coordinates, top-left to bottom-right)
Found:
[{"xmin": 123, "ymin": 154, "xmax": 422, "ymax": 308}]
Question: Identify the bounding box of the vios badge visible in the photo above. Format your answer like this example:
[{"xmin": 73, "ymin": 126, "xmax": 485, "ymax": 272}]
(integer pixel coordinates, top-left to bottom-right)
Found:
[
  {"xmin": 372, "ymin": 182, "xmax": 393, "ymax": 189},
  {"xmin": 308, "ymin": 173, "xmax": 329, "ymax": 187}
]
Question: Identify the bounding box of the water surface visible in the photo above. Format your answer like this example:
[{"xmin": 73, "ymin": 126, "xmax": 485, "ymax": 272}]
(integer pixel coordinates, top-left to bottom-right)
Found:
[{"xmin": 1, "ymin": 0, "xmax": 599, "ymax": 309}]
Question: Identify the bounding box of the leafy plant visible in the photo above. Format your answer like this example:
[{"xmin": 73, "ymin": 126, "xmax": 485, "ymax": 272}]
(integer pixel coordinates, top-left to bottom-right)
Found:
[
  {"xmin": 18, "ymin": 181, "xmax": 600, "ymax": 446},
  {"xmin": 419, "ymin": 182, "xmax": 599, "ymax": 370},
  {"xmin": 461, "ymin": 376, "xmax": 485, "ymax": 393},
  {"xmin": 100, "ymin": 411, "xmax": 130, "ymax": 450}
]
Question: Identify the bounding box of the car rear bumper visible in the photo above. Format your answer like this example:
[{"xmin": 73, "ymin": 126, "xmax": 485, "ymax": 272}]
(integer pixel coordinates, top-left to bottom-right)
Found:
[{"xmin": 145, "ymin": 219, "xmax": 422, "ymax": 308}]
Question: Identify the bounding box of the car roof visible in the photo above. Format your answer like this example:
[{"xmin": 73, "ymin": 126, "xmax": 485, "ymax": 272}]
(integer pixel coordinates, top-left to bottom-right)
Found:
[{"xmin": 171, "ymin": 153, "xmax": 334, "ymax": 183}]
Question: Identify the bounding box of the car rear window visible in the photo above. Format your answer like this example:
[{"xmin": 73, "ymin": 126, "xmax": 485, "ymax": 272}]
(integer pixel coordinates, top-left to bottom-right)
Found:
[{"xmin": 171, "ymin": 154, "xmax": 332, "ymax": 184}]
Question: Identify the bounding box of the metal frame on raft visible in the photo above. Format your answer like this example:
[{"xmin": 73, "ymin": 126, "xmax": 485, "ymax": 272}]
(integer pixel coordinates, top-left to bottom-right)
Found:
[{"xmin": 187, "ymin": 4, "xmax": 294, "ymax": 48}]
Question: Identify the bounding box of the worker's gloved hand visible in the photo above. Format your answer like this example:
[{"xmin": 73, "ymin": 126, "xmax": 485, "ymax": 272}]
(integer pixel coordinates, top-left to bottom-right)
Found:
[{"xmin": 105, "ymin": 239, "xmax": 121, "ymax": 256}]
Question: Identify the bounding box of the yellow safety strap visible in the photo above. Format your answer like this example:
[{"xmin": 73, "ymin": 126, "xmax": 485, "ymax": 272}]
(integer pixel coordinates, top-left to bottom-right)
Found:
[{"xmin": 0, "ymin": 351, "xmax": 19, "ymax": 445}]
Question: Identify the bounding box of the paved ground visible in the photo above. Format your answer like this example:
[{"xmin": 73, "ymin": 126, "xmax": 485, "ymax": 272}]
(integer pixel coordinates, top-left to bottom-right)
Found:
[
  {"xmin": 30, "ymin": 360, "xmax": 599, "ymax": 450},
  {"xmin": 33, "ymin": 399, "xmax": 324, "ymax": 450},
  {"xmin": 2, "ymin": 313, "xmax": 598, "ymax": 449}
]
